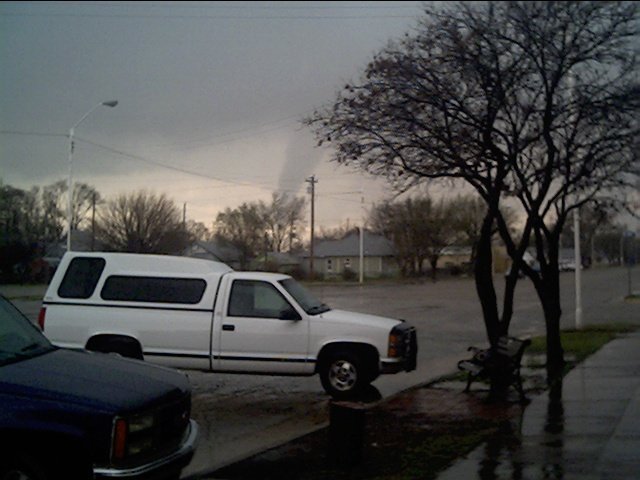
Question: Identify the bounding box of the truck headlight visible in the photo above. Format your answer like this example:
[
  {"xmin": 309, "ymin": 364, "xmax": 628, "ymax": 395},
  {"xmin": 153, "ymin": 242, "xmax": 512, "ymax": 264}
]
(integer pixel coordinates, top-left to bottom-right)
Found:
[
  {"xmin": 112, "ymin": 413, "xmax": 156, "ymax": 461},
  {"xmin": 388, "ymin": 331, "xmax": 403, "ymax": 358},
  {"xmin": 129, "ymin": 413, "xmax": 155, "ymax": 433}
]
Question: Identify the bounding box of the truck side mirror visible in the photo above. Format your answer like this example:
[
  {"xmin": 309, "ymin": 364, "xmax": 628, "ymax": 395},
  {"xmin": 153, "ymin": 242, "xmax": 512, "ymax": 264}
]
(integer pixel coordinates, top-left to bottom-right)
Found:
[{"xmin": 279, "ymin": 308, "xmax": 302, "ymax": 321}]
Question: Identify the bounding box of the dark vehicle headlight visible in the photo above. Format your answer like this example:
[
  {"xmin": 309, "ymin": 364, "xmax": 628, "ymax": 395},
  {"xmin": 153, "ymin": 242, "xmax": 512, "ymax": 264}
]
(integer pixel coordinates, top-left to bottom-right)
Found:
[{"xmin": 111, "ymin": 395, "xmax": 191, "ymax": 465}]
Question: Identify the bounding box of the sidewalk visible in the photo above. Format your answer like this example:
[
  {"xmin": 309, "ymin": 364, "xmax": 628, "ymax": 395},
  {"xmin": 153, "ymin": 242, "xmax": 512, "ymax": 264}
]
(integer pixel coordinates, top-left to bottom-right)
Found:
[
  {"xmin": 437, "ymin": 331, "xmax": 640, "ymax": 480},
  {"xmin": 202, "ymin": 331, "xmax": 640, "ymax": 480}
]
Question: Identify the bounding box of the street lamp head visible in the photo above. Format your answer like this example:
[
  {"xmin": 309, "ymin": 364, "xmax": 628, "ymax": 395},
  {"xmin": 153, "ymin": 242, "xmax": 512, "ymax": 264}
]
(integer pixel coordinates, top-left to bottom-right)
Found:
[{"xmin": 67, "ymin": 98, "xmax": 118, "ymax": 252}]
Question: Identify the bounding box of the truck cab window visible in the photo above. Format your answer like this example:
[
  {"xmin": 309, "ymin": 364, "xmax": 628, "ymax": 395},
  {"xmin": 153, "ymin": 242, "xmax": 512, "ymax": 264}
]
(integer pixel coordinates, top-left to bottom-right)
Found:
[{"xmin": 228, "ymin": 280, "xmax": 297, "ymax": 319}]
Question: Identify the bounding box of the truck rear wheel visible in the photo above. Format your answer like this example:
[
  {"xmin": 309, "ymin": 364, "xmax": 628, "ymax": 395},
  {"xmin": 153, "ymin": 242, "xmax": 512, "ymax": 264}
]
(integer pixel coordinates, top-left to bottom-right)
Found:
[
  {"xmin": 86, "ymin": 336, "xmax": 143, "ymax": 360},
  {"xmin": 320, "ymin": 350, "xmax": 368, "ymax": 399}
]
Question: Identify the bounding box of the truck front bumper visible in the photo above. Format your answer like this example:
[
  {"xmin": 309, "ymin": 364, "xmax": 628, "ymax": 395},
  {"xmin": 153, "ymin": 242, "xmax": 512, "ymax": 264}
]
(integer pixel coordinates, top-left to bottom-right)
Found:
[
  {"xmin": 382, "ymin": 323, "xmax": 417, "ymax": 373},
  {"xmin": 93, "ymin": 420, "xmax": 198, "ymax": 480}
]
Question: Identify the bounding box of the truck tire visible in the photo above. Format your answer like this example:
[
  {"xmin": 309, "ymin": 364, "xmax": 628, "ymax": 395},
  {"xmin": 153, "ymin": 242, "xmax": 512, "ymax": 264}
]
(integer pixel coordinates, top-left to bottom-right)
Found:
[
  {"xmin": 319, "ymin": 350, "xmax": 368, "ymax": 399},
  {"xmin": 86, "ymin": 336, "xmax": 144, "ymax": 360}
]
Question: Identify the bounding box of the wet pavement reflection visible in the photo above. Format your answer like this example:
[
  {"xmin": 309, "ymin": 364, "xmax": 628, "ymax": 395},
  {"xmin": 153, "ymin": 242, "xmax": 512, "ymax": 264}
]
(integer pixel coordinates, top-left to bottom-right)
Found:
[
  {"xmin": 199, "ymin": 332, "xmax": 640, "ymax": 480},
  {"xmin": 476, "ymin": 380, "xmax": 567, "ymax": 480},
  {"xmin": 438, "ymin": 332, "xmax": 640, "ymax": 480}
]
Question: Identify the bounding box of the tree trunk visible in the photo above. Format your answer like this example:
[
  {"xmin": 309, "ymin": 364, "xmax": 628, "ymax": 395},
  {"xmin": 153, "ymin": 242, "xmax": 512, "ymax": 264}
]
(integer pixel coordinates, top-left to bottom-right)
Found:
[
  {"xmin": 534, "ymin": 271, "xmax": 565, "ymax": 380},
  {"xmin": 474, "ymin": 213, "xmax": 500, "ymax": 347},
  {"xmin": 429, "ymin": 256, "xmax": 438, "ymax": 281}
]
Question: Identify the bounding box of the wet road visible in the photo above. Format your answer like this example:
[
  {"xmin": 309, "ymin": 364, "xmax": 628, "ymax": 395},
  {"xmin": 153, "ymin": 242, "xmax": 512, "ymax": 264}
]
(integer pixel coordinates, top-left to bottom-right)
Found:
[{"xmin": 2, "ymin": 266, "xmax": 637, "ymax": 478}]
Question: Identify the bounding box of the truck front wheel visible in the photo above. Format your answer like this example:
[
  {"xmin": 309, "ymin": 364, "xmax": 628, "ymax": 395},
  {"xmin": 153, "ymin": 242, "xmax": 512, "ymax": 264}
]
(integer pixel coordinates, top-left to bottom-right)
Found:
[
  {"xmin": 320, "ymin": 350, "xmax": 368, "ymax": 399},
  {"xmin": 0, "ymin": 452, "xmax": 51, "ymax": 480}
]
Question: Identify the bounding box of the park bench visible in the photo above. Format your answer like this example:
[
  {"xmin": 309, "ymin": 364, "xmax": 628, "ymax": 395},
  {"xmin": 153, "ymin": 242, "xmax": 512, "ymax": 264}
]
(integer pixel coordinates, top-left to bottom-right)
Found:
[{"xmin": 457, "ymin": 336, "xmax": 531, "ymax": 399}]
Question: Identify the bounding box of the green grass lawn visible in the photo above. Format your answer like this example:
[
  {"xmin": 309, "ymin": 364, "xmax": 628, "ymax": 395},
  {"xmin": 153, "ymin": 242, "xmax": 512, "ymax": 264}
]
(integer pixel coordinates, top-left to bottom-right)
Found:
[{"xmin": 527, "ymin": 323, "xmax": 638, "ymax": 365}]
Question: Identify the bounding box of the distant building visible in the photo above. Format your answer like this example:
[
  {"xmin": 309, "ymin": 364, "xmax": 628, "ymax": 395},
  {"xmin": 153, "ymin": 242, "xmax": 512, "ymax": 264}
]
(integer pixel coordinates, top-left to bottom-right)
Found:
[
  {"xmin": 183, "ymin": 240, "xmax": 242, "ymax": 270},
  {"xmin": 251, "ymin": 251, "xmax": 303, "ymax": 275},
  {"xmin": 45, "ymin": 230, "xmax": 104, "ymax": 266},
  {"xmin": 303, "ymin": 229, "xmax": 398, "ymax": 279},
  {"xmin": 439, "ymin": 245, "xmax": 473, "ymax": 271}
]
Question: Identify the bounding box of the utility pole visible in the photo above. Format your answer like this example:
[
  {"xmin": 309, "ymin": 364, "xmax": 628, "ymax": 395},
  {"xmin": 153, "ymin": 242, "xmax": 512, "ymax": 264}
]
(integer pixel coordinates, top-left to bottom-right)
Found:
[
  {"xmin": 569, "ymin": 71, "xmax": 583, "ymax": 330},
  {"xmin": 183, "ymin": 203, "xmax": 187, "ymax": 230},
  {"xmin": 359, "ymin": 188, "xmax": 364, "ymax": 284},
  {"xmin": 91, "ymin": 192, "xmax": 96, "ymax": 252},
  {"xmin": 574, "ymin": 209, "xmax": 583, "ymax": 329},
  {"xmin": 306, "ymin": 175, "xmax": 318, "ymax": 278}
]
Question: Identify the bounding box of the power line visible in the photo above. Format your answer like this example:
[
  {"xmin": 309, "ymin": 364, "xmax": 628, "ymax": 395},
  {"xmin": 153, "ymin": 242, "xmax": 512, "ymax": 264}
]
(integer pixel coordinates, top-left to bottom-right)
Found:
[
  {"xmin": 74, "ymin": 136, "xmax": 265, "ymax": 188},
  {"xmin": 73, "ymin": 136, "xmax": 307, "ymax": 195},
  {"xmin": 0, "ymin": 130, "xmax": 66, "ymax": 138},
  {"xmin": 0, "ymin": 129, "xmax": 312, "ymax": 194},
  {"xmin": 174, "ymin": 120, "xmax": 299, "ymax": 152},
  {"xmin": 0, "ymin": 10, "xmax": 418, "ymax": 20},
  {"xmin": 3, "ymin": 2, "xmax": 421, "ymax": 11}
]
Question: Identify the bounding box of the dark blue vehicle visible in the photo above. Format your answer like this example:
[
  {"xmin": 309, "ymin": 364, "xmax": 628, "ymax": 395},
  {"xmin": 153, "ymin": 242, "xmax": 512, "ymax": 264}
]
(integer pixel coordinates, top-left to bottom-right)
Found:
[{"xmin": 0, "ymin": 295, "xmax": 198, "ymax": 480}]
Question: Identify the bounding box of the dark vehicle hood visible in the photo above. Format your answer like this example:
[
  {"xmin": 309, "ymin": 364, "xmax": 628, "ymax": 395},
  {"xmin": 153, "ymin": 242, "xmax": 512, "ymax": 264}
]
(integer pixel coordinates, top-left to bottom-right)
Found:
[{"xmin": 0, "ymin": 348, "xmax": 190, "ymax": 413}]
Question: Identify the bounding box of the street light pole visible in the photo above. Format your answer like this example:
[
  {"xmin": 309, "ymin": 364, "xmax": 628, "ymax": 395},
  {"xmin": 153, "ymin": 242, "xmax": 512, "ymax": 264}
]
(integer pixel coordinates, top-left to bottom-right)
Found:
[
  {"xmin": 568, "ymin": 71, "xmax": 583, "ymax": 329},
  {"xmin": 67, "ymin": 100, "xmax": 118, "ymax": 252},
  {"xmin": 359, "ymin": 188, "xmax": 364, "ymax": 284},
  {"xmin": 574, "ymin": 208, "xmax": 583, "ymax": 329}
]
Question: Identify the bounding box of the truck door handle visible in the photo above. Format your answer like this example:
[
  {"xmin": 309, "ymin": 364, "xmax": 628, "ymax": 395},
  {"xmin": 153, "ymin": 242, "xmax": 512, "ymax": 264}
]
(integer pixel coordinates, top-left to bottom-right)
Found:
[{"xmin": 222, "ymin": 324, "xmax": 235, "ymax": 332}]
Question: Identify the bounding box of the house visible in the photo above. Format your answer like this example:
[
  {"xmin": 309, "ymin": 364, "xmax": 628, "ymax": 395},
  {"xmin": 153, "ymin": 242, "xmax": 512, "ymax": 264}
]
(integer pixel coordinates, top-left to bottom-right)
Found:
[
  {"xmin": 303, "ymin": 229, "xmax": 398, "ymax": 279},
  {"xmin": 183, "ymin": 240, "xmax": 242, "ymax": 270},
  {"xmin": 251, "ymin": 251, "xmax": 303, "ymax": 275},
  {"xmin": 440, "ymin": 244, "xmax": 511, "ymax": 274}
]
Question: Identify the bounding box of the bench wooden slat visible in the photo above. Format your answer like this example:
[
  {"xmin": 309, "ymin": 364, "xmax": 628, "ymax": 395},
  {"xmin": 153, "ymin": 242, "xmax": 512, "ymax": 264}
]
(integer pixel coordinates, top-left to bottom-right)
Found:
[{"xmin": 457, "ymin": 335, "xmax": 531, "ymax": 399}]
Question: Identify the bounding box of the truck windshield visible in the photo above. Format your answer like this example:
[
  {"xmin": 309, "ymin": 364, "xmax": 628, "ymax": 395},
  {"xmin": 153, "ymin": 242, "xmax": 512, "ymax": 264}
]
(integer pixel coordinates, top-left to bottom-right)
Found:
[
  {"xmin": 0, "ymin": 296, "xmax": 54, "ymax": 366},
  {"xmin": 279, "ymin": 278, "xmax": 330, "ymax": 315}
]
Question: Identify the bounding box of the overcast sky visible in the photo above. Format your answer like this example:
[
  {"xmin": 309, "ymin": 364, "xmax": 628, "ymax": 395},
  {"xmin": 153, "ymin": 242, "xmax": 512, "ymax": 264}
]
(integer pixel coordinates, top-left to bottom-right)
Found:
[{"xmin": 1, "ymin": 1, "xmax": 431, "ymax": 231}]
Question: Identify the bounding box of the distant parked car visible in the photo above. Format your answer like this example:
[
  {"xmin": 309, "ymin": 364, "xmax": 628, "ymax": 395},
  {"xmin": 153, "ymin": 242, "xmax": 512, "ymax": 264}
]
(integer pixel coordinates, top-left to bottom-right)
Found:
[
  {"xmin": 559, "ymin": 259, "xmax": 576, "ymax": 271},
  {"xmin": 0, "ymin": 294, "xmax": 198, "ymax": 480},
  {"xmin": 505, "ymin": 251, "xmax": 540, "ymax": 278}
]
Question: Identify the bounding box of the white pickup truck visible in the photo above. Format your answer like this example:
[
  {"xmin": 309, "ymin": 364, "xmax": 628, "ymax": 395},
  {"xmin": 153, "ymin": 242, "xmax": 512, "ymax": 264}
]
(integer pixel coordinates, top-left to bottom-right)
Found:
[{"xmin": 40, "ymin": 252, "xmax": 417, "ymax": 398}]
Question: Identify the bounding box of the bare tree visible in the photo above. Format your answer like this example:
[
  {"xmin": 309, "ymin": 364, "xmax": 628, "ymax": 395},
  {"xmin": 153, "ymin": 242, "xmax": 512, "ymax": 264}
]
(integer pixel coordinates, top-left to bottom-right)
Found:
[
  {"xmin": 560, "ymin": 204, "xmax": 617, "ymax": 263},
  {"xmin": 306, "ymin": 1, "xmax": 639, "ymax": 375},
  {"xmin": 260, "ymin": 192, "xmax": 306, "ymax": 253},
  {"xmin": 39, "ymin": 179, "xmax": 100, "ymax": 234},
  {"xmin": 214, "ymin": 203, "xmax": 266, "ymax": 269},
  {"xmin": 450, "ymin": 194, "xmax": 518, "ymax": 266},
  {"xmin": 70, "ymin": 182, "xmax": 101, "ymax": 231},
  {"xmin": 215, "ymin": 193, "xmax": 307, "ymax": 268},
  {"xmin": 370, "ymin": 195, "xmax": 458, "ymax": 278},
  {"xmin": 186, "ymin": 220, "xmax": 211, "ymax": 243},
  {"xmin": 0, "ymin": 181, "xmax": 68, "ymax": 244},
  {"xmin": 316, "ymin": 223, "xmax": 353, "ymax": 242},
  {"xmin": 96, "ymin": 191, "xmax": 189, "ymax": 254}
]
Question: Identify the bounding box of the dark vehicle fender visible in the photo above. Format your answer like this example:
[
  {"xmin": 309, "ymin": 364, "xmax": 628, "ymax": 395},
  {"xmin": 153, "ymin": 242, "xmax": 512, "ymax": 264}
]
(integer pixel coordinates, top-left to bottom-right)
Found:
[
  {"xmin": 0, "ymin": 393, "xmax": 112, "ymax": 467},
  {"xmin": 0, "ymin": 428, "xmax": 93, "ymax": 479}
]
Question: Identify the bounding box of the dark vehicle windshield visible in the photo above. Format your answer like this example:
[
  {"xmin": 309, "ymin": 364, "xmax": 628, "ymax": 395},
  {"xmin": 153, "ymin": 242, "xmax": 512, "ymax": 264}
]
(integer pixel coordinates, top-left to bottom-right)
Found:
[
  {"xmin": 0, "ymin": 295, "xmax": 54, "ymax": 366},
  {"xmin": 279, "ymin": 278, "xmax": 330, "ymax": 315}
]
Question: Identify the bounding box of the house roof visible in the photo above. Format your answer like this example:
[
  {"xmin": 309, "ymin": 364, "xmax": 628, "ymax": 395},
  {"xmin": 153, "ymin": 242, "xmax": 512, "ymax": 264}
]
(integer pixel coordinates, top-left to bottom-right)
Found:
[
  {"xmin": 45, "ymin": 230, "xmax": 104, "ymax": 259},
  {"xmin": 308, "ymin": 230, "xmax": 395, "ymax": 258},
  {"xmin": 185, "ymin": 240, "xmax": 242, "ymax": 263},
  {"xmin": 266, "ymin": 251, "xmax": 301, "ymax": 265}
]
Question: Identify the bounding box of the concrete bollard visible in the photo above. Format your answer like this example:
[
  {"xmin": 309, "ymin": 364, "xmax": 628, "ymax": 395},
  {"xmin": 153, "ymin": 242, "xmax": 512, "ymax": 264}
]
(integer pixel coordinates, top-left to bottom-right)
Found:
[{"xmin": 328, "ymin": 401, "xmax": 367, "ymax": 468}]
